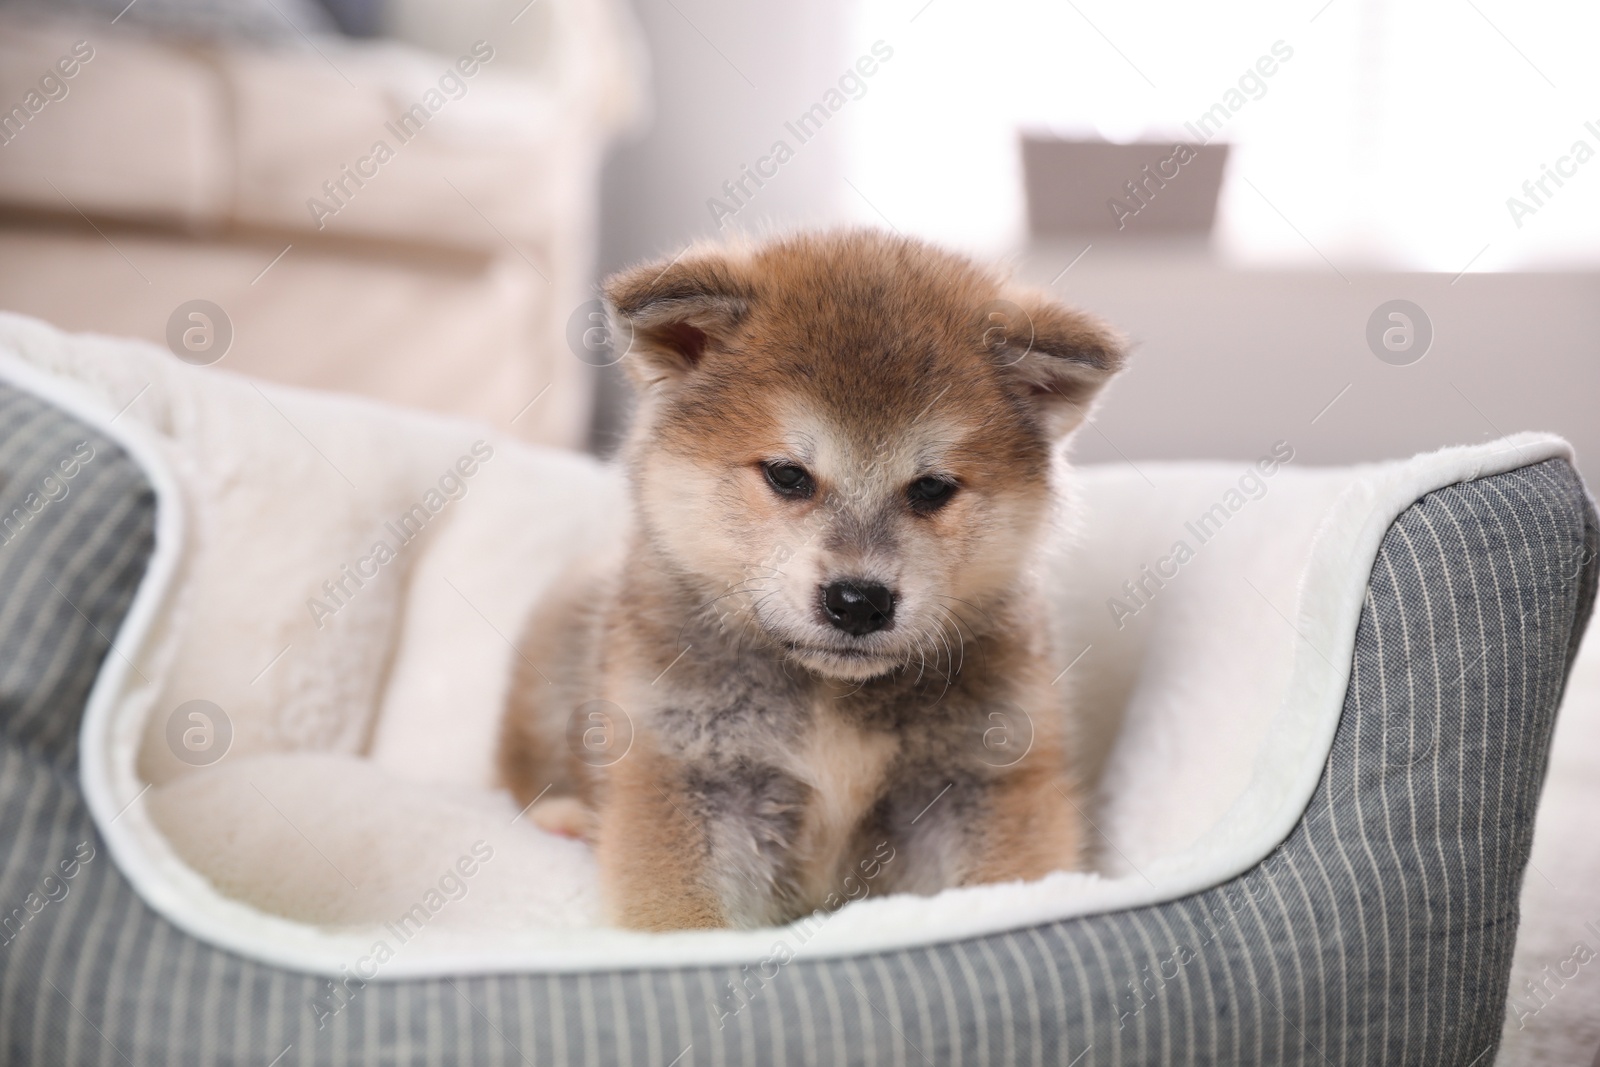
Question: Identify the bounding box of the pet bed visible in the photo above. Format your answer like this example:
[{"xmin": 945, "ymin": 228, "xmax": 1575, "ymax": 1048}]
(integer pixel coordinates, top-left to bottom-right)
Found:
[{"xmin": 0, "ymin": 310, "xmax": 1594, "ymax": 1065}]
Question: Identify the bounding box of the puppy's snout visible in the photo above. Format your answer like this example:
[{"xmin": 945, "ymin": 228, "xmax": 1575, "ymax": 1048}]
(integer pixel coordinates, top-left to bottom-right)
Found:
[{"xmin": 820, "ymin": 580, "xmax": 896, "ymax": 636}]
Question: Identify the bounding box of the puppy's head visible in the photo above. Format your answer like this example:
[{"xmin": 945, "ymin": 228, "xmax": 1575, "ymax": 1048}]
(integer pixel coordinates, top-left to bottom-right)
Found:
[{"xmin": 606, "ymin": 230, "xmax": 1125, "ymax": 682}]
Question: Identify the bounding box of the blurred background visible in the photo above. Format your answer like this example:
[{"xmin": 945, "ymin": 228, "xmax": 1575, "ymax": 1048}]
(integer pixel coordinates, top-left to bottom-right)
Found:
[{"xmin": 0, "ymin": 0, "xmax": 1595, "ymax": 472}]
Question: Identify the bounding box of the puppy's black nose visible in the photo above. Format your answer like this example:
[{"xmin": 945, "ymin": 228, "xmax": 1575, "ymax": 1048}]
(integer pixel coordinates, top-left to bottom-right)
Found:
[{"xmin": 820, "ymin": 581, "xmax": 896, "ymax": 635}]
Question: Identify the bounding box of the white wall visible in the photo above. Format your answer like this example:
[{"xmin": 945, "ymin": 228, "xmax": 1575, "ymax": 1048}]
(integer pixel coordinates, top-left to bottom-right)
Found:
[
  {"xmin": 596, "ymin": 0, "xmax": 856, "ymax": 273},
  {"xmin": 590, "ymin": 0, "xmax": 1600, "ymax": 464}
]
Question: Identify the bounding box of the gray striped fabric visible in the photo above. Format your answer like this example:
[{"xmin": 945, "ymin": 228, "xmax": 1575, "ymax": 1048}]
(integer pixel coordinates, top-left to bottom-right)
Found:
[{"xmin": 1, "ymin": 379, "xmax": 1595, "ymax": 1066}]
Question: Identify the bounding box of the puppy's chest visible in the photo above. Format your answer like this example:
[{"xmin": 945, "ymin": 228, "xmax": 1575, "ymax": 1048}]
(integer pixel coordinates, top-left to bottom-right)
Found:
[{"xmin": 780, "ymin": 697, "xmax": 900, "ymax": 900}]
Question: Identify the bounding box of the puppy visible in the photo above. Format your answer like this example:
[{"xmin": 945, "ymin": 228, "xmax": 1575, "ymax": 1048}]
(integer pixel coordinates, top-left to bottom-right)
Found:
[{"xmin": 499, "ymin": 230, "xmax": 1126, "ymax": 931}]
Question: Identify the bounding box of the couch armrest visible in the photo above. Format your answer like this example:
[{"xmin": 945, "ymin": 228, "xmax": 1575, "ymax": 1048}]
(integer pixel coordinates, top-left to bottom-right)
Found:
[
  {"xmin": 0, "ymin": 1, "xmax": 642, "ymax": 252},
  {"xmin": 0, "ymin": 16, "xmax": 229, "ymax": 226}
]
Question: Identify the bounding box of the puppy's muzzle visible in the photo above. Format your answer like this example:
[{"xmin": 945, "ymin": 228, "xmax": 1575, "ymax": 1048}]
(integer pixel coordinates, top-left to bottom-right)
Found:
[{"xmin": 819, "ymin": 580, "xmax": 896, "ymax": 636}]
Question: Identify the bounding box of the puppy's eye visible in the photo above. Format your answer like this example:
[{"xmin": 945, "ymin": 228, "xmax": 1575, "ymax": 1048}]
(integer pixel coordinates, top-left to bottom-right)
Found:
[
  {"xmin": 907, "ymin": 476, "xmax": 958, "ymax": 512},
  {"xmin": 763, "ymin": 461, "xmax": 814, "ymax": 499}
]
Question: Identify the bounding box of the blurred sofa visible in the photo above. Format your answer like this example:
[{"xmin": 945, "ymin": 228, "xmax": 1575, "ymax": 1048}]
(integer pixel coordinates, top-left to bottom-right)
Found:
[{"xmin": 0, "ymin": 0, "xmax": 642, "ymax": 448}]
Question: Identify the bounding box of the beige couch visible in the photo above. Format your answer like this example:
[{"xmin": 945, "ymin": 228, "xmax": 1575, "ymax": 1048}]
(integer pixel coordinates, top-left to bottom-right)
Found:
[{"xmin": 0, "ymin": 1, "xmax": 641, "ymax": 447}]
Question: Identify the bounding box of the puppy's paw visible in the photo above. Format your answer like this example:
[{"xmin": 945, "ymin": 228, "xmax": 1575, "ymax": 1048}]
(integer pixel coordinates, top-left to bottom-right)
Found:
[{"xmin": 525, "ymin": 796, "xmax": 597, "ymax": 841}]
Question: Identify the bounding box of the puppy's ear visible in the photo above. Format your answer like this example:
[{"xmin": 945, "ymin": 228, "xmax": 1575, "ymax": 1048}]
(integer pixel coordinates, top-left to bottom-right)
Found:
[
  {"xmin": 982, "ymin": 292, "xmax": 1127, "ymax": 438},
  {"xmin": 603, "ymin": 249, "xmax": 753, "ymax": 387}
]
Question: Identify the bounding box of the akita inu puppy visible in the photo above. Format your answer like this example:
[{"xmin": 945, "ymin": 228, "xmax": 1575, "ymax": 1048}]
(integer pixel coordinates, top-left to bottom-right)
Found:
[{"xmin": 500, "ymin": 230, "xmax": 1126, "ymax": 931}]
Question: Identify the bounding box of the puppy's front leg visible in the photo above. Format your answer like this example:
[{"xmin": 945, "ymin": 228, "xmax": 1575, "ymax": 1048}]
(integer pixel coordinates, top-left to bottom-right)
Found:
[
  {"xmin": 596, "ymin": 744, "xmax": 728, "ymax": 931},
  {"xmin": 961, "ymin": 761, "xmax": 1087, "ymax": 885}
]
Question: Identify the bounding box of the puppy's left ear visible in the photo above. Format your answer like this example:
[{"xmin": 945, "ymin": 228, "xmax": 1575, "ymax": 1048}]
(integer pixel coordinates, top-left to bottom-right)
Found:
[
  {"xmin": 603, "ymin": 248, "xmax": 754, "ymax": 389},
  {"xmin": 983, "ymin": 292, "xmax": 1127, "ymax": 438}
]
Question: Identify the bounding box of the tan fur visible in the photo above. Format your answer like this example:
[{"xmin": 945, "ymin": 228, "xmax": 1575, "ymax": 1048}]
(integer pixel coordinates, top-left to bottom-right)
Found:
[
  {"xmin": 498, "ymin": 229, "xmax": 1126, "ymax": 930},
  {"xmin": 783, "ymin": 693, "xmax": 901, "ymax": 904},
  {"xmin": 595, "ymin": 740, "xmax": 728, "ymax": 930},
  {"xmin": 498, "ymin": 563, "xmax": 607, "ymax": 815}
]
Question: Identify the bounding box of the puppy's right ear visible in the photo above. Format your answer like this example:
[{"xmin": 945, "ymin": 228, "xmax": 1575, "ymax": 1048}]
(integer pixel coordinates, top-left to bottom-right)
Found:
[{"xmin": 603, "ymin": 249, "xmax": 753, "ymax": 387}]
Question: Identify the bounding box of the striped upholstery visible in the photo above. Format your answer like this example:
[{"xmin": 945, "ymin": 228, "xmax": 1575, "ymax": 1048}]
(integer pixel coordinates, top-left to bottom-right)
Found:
[{"xmin": 1, "ymin": 379, "xmax": 1596, "ymax": 1066}]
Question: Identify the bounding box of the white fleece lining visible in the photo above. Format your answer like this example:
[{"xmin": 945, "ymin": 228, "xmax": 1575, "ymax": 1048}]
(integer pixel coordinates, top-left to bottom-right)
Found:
[{"xmin": 0, "ymin": 316, "xmax": 1574, "ymax": 978}]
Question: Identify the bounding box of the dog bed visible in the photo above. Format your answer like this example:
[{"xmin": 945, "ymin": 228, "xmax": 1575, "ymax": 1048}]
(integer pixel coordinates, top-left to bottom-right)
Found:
[{"xmin": 0, "ymin": 310, "xmax": 1594, "ymax": 1064}]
